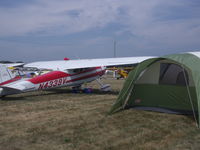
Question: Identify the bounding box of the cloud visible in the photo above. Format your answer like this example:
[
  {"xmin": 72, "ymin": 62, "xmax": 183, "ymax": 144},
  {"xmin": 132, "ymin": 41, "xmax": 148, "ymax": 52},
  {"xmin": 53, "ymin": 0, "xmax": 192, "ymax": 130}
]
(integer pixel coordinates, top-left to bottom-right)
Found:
[
  {"xmin": 113, "ymin": 0, "xmax": 200, "ymax": 54},
  {"xmin": 0, "ymin": 0, "xmax": 199, "ymax": 38},
  {"xmin": 0, "ymin": 0, "xmax": 120, "ymax": 36},
  {"xmin": 0, "ymin": 0, "xmax": 200, "ymax": 60}
]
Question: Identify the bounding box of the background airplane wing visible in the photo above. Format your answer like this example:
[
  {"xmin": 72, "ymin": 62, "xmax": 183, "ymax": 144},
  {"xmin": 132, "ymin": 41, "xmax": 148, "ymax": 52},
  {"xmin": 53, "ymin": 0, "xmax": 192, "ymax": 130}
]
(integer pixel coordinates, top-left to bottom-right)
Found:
[
  {"xmin": 0, "ymin": 63, "xmax": 25, "ymax": 68},
  {"xmin": 24, "ymin": 56, "xmax": 155, "ymax": 70}
]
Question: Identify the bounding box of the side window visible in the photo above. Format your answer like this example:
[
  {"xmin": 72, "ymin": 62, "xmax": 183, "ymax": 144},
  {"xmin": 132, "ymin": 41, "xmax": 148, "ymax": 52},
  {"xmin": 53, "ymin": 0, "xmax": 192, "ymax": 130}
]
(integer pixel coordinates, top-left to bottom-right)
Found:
[
  {"xmin": 67, "ymin": 68, "xmax": 90, "ymax": 74},
  {"xmin": 73, "ymin": 68, "xmax": 87, "ymax": 73},
  {"xmin": 159, "ymin": 63, "xmax": 189, "ymax": 86}
]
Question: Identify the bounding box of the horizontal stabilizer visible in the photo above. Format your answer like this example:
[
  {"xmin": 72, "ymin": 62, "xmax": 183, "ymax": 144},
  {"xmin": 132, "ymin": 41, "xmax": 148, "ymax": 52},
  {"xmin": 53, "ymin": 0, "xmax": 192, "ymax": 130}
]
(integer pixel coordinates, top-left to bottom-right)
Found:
[{"xmin": 0, "ymin": 86, "xmax": 22, "ymax": 96}]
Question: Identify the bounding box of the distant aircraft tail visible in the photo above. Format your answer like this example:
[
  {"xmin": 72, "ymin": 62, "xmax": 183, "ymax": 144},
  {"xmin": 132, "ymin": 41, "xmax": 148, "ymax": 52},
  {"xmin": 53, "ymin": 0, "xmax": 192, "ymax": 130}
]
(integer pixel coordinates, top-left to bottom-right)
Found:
[{"xmin": 0, "ymin": 64, "xmax": 15, "ymax": 84}]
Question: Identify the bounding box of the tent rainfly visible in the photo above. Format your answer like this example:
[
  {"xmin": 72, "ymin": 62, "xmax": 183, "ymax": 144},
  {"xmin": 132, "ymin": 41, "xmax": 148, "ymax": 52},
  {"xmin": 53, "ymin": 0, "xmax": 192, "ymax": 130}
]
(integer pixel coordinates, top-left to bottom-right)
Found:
[{"xmin": 109, "ymin": 52, "xmax": 200, "ymax": 127}]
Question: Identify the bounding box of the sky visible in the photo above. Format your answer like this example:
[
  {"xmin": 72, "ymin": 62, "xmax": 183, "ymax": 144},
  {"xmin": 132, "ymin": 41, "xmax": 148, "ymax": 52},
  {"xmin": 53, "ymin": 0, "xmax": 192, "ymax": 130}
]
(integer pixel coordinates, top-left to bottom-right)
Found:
[{"xmin": 0, "ymin": 0, "xmax": 200, "ymax": 62}]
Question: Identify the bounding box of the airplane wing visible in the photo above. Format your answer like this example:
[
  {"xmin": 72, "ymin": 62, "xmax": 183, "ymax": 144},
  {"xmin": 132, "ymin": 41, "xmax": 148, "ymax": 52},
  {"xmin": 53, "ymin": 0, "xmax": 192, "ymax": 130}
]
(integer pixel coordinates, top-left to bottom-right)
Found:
[{"xmin": 24, "ymin": 56, "xmax": 154, "ymax": 71}]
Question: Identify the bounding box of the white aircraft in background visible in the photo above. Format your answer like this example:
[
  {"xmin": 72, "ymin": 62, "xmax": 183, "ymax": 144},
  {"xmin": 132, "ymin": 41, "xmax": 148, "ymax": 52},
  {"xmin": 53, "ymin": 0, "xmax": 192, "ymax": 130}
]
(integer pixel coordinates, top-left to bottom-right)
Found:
[
  {"xmin": 0, "ymin": 62, "xmax": 24, "ymax": 68},
  {"xmin": 0, "ymin": 56, "xmax": 153, "ymax": 97}
]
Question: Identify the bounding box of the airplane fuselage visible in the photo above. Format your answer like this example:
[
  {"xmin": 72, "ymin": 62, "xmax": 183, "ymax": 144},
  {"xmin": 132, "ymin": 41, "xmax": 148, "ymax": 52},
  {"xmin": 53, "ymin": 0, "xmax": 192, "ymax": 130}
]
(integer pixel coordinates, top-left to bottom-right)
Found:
[{"xmin": 0, "ymin": 66, "xmax": 105, "ymax": 96}]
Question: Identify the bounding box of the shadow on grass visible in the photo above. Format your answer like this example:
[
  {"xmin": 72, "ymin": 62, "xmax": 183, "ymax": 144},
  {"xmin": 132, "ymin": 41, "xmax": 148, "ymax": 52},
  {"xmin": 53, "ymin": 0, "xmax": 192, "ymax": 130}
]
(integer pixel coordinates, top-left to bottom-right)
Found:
[
  {"xmin": 0, "ymin": 88, "xmax": 119, "ymax": 101},
  {"xmin": 0, "ymin": 96, "xmax": 25, "ymax": 101},
  {"xmin": 47, "ymin": 88, "xmax": 119, "ymax": 95}
]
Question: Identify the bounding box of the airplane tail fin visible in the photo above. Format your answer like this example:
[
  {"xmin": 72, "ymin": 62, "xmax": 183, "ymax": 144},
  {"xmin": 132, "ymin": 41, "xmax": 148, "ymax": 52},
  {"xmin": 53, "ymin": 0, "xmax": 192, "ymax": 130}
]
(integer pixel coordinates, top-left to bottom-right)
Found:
[{"xmin": 0, "ymin": 64, "xmax": 15, "ymax": 84}]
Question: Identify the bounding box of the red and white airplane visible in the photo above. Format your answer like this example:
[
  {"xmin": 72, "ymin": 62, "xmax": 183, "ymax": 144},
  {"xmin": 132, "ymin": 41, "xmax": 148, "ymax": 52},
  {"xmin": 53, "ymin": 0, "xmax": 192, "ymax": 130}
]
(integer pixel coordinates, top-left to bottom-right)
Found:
[{"xmin": 0, "ymin": 56, "xmax": 153, "ymax": 97}]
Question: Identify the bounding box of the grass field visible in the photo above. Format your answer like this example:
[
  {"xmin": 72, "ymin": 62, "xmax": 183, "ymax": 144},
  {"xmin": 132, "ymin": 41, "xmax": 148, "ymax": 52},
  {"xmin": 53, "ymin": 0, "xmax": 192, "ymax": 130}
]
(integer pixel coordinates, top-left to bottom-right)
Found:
[{"xmin": 0, "ymin": 77, "xmax": 200, "ymax": 150}]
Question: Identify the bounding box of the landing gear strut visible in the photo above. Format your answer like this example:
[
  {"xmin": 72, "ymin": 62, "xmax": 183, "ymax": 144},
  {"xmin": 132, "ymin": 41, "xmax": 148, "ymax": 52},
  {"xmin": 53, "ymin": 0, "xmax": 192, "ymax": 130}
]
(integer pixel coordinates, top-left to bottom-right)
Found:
[{"xmin": 96, "ymin": 78, "xmax": 111, "ymax": 92}]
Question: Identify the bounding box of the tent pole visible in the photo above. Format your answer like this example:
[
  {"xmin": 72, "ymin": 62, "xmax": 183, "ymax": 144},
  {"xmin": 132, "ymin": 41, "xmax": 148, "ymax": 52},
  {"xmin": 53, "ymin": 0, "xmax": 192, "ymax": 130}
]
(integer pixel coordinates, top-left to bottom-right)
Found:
[
  {"xmin": 181, "ymin": 65, "xmax": 198, "ymax": 128},
  {"xmin": 122, "ymin": 63, "xmax": 141, "ymax": 109},
  {"xmin": 110, "ymin": 63, "xmax": 141, "ymax": 113}
]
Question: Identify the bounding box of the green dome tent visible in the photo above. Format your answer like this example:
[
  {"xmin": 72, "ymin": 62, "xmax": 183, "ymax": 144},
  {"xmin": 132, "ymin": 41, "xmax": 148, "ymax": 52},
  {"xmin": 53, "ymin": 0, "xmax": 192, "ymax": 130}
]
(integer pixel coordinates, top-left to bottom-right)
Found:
[{"xmin": 109, "ymin": 52, "xmax": 200, "ymax": 127}]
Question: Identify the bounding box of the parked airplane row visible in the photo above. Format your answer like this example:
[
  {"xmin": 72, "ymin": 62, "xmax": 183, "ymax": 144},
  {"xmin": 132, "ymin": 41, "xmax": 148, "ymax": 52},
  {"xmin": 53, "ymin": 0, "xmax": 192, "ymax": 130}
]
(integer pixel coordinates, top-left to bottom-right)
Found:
[{"xmin": 0, "ymin": 56, "xmax": 153, "ymax": 97}]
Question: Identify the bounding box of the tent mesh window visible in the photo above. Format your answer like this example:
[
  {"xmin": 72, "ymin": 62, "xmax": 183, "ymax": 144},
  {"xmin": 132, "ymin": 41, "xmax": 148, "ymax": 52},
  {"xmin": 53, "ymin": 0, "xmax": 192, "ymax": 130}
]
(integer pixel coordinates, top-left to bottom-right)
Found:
[{"xmin": 159, "ymin": 63, "xmax": 189, "ymax": 86}]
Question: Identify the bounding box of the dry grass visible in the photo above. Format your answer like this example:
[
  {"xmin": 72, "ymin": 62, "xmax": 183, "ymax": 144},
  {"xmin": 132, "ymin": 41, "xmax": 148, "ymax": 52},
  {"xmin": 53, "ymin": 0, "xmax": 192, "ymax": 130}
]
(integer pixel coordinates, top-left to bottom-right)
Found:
[{"xmin": 0, "ymin": 77, "xmax": 200, "ymax": 150}]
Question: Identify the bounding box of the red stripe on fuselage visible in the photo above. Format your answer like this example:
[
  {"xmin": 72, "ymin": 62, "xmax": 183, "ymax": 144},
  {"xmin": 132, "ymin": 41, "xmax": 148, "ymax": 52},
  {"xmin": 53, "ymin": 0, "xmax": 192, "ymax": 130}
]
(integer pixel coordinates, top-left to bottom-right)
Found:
[
  {"xmin": 29, "ymin": 67, "xmax": 104, "ymax": 84},
  {"xmin": 29, "ymin": 71, "xmax": 69, "ymax": 84},
  {"xmin": 0, "ymin": 76, "xmax": 22, "ymax": 86}
]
